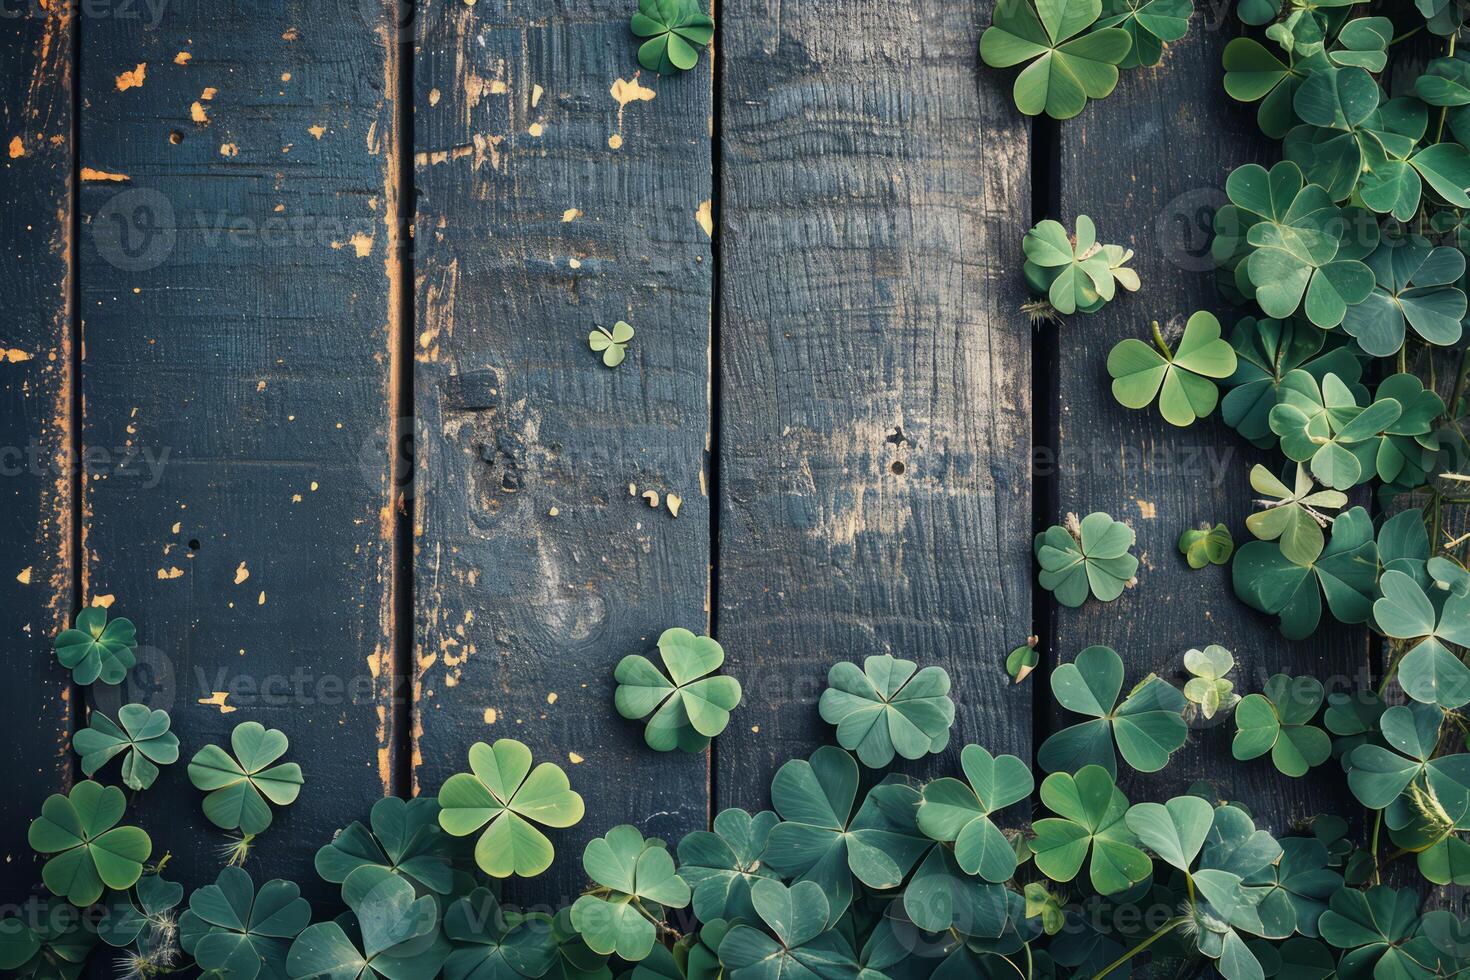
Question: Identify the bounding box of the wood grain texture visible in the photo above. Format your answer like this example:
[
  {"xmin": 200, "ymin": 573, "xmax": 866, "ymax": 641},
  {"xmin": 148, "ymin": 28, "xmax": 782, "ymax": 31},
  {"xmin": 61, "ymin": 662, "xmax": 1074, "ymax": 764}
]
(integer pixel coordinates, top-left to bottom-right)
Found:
[
  {"xmin": 412, "ymin": 0, "xmax": 713, "ymax": 904},
  {"xmin": 78, "ymin": 0, "xmax": 402, "ymax": 902},
  {"xmin": 0, "ymin": 0, "xmax": 74, "ymax": 884},
  {"xmin": 1051, "ymin": 17, "xmax": 1364, "ymax": 827},
  {"xmin": 716, "ymin": 0, "xmax": 1033, "ymax": 807}
]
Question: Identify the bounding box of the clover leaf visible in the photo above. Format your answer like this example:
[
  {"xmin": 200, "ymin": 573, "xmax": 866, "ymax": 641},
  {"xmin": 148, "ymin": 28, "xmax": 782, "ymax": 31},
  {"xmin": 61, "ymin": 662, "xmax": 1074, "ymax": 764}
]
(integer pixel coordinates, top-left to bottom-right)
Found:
[
  {"xmin": 589, "ymin": 320, "xmax": 634, "ymax": 368},
  {"xmin": 1330, "ymin": 17, "xmax": 1392, "ymax": 71},
  {"xmin": 1346, "ymin": 702, "xmax": 1470, "ymax": 813},
  {"xmin": 27, "ymin": 781, "xmax": 152, "ymax": 908},
  {"xmin": 1038, "ymin": 644, "xmax": 1187, "ymax": 776},
  {"xmin": 629, "ymin": 0, "xmax": 712, "ymax": 75},
  {"xmin": 917, "ymin": 744, "xmax": 1033, "ymax": 883},
  {"xmin": 315, "ymin": 796, "xmax": 454, "ymax": 896},
  {"xmin": 1034, "ymin": 512, "xmax": 1138, "ymax": 607},
  {"xmin": 443, "ymin": 888, "xmax": 557, "ymax": 980},
  {"xmin": 1269, "ymin": 371, "xmax": 1402, "ymax": 489},
  {"xmin": 1097, "ymin": 0, "xmax": 1191, "ymax": 68},
  {"xmin": 1183, "ymin": 645, "xmax": 1238, "ymax": 719},
  {"xmin": 188, "ymin": 721, "xmax": 304, "ymax": 835},
  {"xmin": 1376, "ymin": 569, "xmax": 1470, "ymax": 709},
  {"xmin": 1125, "ymin": 794, "xmax": 1212, "ymax": 871},
  {"xmin": 1232, "ymin": 674, "xmax": 1331, "ymax": 777},
  {"xmin": 1245, "ymin": 463, "xmax": 1347, "ymax": 567},
  {"xmin": 72, "ymin": 704, "xmax": 178, "ymax": 792},
  {"xmin": 1319, "ymin": 886, "xmax": 1431, "ymax": 980},
  {"xmin": 1022, "ymin": 215, "xmax": 1137, "ymax": 316},
  {"xmin": 818, "ymin": 653, "xmax": 954, "ymax": 768},
  {"xmin": 1340, "ymin": 236, "xmax": 1467, "ymax": 357},
  {"xmin": 1108, "ymin": 313, "xmax": 1238, "ymax": 426},
  {"xmin": 548, "ymin": 908, "xmax": 611, "ymax": 980},
  {"xmin": 1253, "ymin": 837, "xmax": 1342, "ymax": 939},
  {"xmin": 1221, "ymin": 37, "xmax": 1303, "ymax": 140},
  {"xmin": 1220, "ymin": 315, "xmax": 1365, "ymax": 448},
  {"xmin": 570, "ymin": 825, "xmax": 690, "ymax": 961},
  {"xmin": 901, "ymin": 842, "xmax": 1010, "ymax": 936},
  {"xmin": 0, "ymin": 901, "xmax": 96, "ymax": 980},
  {"xmin": 436, "ymin": 738, "xmax": 585, "ymax": 879},
  {"xmin": 980, "ymin": 0, "xmax": 1132, "ymax": 119},
  {"xmin": 615, "ymin": 628, "xmax": 741, "ymax": 753},
  {"xmin": 1030, "ymin": 764, "xmax": 1151, "ymax": 895},
  {"xmin": 1180, "ymin": 523, "xmax": 1234, "ymax": 569},
  {"xmin": 718, "ymin": 879, "xmax": 860, "ymax": 980},
  {"xmin": 1233, "ymin": 505, "xmax": 1378, "ymax": 639},
  {"xmin": 677, "ymin": 808, "xmax": 778, "ymax": 923},
  {"xmin": 178, "ymin": 866, "xmax": 311, "ymax": 980},
  {"xmin": 97, "ymin": 872, "xmax": 183, "ymax": 952},
  {"xmin": 1375, "ymin": 374, "xmax": 1446, "ymax": 488},
  {"xmin": 1006, "ymin": 636, "xmax": 1040, "ymax": 684},
  {"xmin": 54, "ymin": 607, "xmax": 136, "ymax": 687},
  {"xmin": 287, "ymin": 865, "xmax": 448, "ymax": 980}
]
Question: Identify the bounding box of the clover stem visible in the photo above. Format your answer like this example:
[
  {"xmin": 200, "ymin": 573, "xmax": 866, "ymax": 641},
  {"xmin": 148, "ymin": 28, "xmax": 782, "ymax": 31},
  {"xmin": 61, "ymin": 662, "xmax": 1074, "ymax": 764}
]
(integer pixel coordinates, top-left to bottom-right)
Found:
[
  {"xmin": 1436, "ymin": 35, "xmax": 1458, "ymax": 143},
  {"xmin": 1087, "ymin": 917, "xmax": 1186, "ymax": 980},
  {"xmin": 1371, "ymin": 811, "xmax": 1382, "ymax": 885},
  {"xmin": 1024, "ymin": 940, "xmax": 1035, "ymax": 979},
  {"xmin": 1389, "ymin": 26, "xmax": 1423, "ymax": 46},
  {"xmin": 1183, "ymin": 872, "xmax": 1196, "ymax": 907},
  {"xmin": 1150, "ymin": 321, "xmax": 1172, "ymax": 359}
]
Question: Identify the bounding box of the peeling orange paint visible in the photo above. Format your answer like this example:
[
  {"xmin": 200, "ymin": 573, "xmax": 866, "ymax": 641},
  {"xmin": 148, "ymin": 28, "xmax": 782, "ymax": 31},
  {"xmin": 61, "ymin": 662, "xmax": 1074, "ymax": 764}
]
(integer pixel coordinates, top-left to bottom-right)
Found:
[
  {"xmin": 174, "ymin": 51, "xmax": 192, "ymax": 65},
  {"xmin": 8, "ymin": 136, "xmax": 23, "ymax": 159},
  {"xmin": 114, "ymin": 63, "xmax": 146, "ymax": 91},
  {"xmin": 233, "ymin": 561, "xmax": 249, "ymax": 584},
  {"xmin": 696, "ymin": 200, "xmax": 713, "ymax": 237},
  {"xmin": 156, "ymin": 566, "xmax": 184, "ymax": 580},
  {"xmin": 2, "ymin": 348, "xmax": 33, "ymax": 363},
  {"xmin": 16, "ymin": 566, "xmax": 32, "ymax": 585},
  {"xmin": 80, "ymin": 167, "xmax": 129, "ymax": 183},
  {"xmin": 308, "ymin": 124, "xmax": 326, "ymax": 139},
  {"xmin": 199, "ymin": 691, "xmax": 236, "ymax": 714},
  {"xmin": 92, "ymin": 595, "xmax": 115, "ymax": 609},
  {"xmin": 219, "ymin": 142, "xmax": 238, "ymax": 157}
]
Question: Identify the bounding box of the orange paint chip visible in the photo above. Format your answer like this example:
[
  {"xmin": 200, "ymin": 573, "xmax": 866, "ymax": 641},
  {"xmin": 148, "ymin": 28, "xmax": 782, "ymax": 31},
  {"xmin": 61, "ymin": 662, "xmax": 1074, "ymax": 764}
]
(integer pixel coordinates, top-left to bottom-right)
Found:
[
  {"xmin": 610, "ymin": 76, "xmax": 656, "ymax": 108},
  {"xmin": 547, "ymin": 692, "xmax": 558, "ymax": 704},
  {"xmin": 308, "ymin": 125, "xmax": 326, "ymax": 139},
  {"xmin": 257, "ymin": 591, "xmax": 266, "ymax": 605},
  {"xmin": 233, "ymin": 561, "xmax": 250, "ymax": 585},
  {"xmin": 568, "ymin": 752, "xmax": 584, "ymax": 764},
  {"xmin": 174, "ymin": 51, "xmax": 192, "ymax": 65},
  {"xmin": 190, "ymin": 102, "xmax": 209, "ymax": 124},
  {"xmin": 429, "ymin": 88, "xmax": 441, "ymax": 106},
  {"xmin": 219, "ymin": 143, "xmax": 238, "ymax": 157},
  {"xmin": 8, "ymin": 136, "xmax": 23, "ymax": 159},
  {"xmin": 483, "ymin": 708, "xmax": 498, "ymax": 724},
  {"xmin": 696, "ymin": 200, "xmax": 713, "ymax": 238},
  {"xmin": 607, "ymin": 134, "xmax": 623, "ymax": 150},
  {"xmin": 199, "ymin": 691, "xmax": 236, "ymax": 714},
  {"xmin": 80, "ymin": 167, "xmax": 129, "ymax": 183},
  {"xmin": 562, "ymin": 208, "xmax": 581, "ymax": 222},
  {"xmin": 528, "ymin": 122, "xmax": 544, "ymax": 137},
  {"xmin": 92, "ymin": 594, "xmax": 116, "ymax": 609},
  {"xmin": 115, "ymin": 63, "xmax": 147, "ymax": 92},
  {"xmin": 157, "ymin": 566, "xmax": 184, "ymax": 580},
  {"xmin": 531, "ymin": 84, "xmax": 544, "ymax": 107},
  {"xmin": 16, "ymin": 566, "xmax": 32, "ymax": 584},
  {"xmin": 2, "ymin": 349, "xmax": 32, "ymax": 363}
]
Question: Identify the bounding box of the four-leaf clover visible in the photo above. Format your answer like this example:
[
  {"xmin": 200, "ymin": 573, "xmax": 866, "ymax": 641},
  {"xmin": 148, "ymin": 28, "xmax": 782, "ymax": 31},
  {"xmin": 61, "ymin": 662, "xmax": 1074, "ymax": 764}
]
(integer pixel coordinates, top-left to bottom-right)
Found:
[
  {"xmin": 54, "ymin": 607, "xmax": 136, "ymax": 687},
  {"xmin": 818, "ymin": 653, "xmax": 955, "ymax": 768},
  {"xmin": 27, "ymin": 781, "xmax": 152, "ymax": 907},
  {"xmin": 1034, "ymin": 512, "xmax": 1138, "ymax": 607},
  {"xmin": 629, "ymin": 0, "xmax": 712, "ymax": 75},
  {"xmin": 188, "ymin": 721, "xmax": 305, "ymax": 835},
  {"xmin": 72, "ymin": 704, "xmax": 179, "ymax": 792},
  {"xmin": 980, "ymin": 0, "xmax": 1133, "ymax": 120},
  {"xmin": 178, "ymin": 866, "xmax": 311, "ymax": 980},
  {"xmin": 570, "ymin": 825, "xmax": 691, "ymax": 961},
  {"xmin": 615, "ymin": 628, "xmax": 742, "ymax": 753}
]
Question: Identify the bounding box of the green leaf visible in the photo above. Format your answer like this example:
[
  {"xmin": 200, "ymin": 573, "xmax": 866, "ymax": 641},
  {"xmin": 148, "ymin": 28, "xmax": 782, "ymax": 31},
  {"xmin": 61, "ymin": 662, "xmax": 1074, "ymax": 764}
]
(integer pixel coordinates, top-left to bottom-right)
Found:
[
  {"xmin": 443, "ymin": 888, "xmax": 557, "ymax": 980},
  {"xmin": 27, "ymin": 781, "xmax": 151, "ymax": 907},
  {"xmin": 314, "ymin": 797, "xmax": 454, "ymax": 896},
  {"xmin": 1006, "ymin": 638, "xmax": 1040, "ymax": 684},
  {"xmin": 1182, "ymin": 645, "xmax": 1237, "ymax": 718},
  {"xmin": 615, "ymin": 628, "xmax": 742, "ymax": 753},
  {"xmin": 1023, "ymin": 215, "xmax": 1137, "ymax": 314},
  {"xmin": 717, "ymin": 880, "xmax": 857, "ymax": 980},
  {"xmin": 677, "ymin": 808, "xmax": 779, "ymax": 923},
  {"xmin": 629, "ymin": 0, "xmax": 712, "ymax": 75},
  {"xmin": 1124, "ymin": 795, "xmax": 1213, "ymax": 871},
  {"xmin": 917, "ymin": 744, "xmax": 1033, "ymax": 882},
  {"xmin": 1108, "ymin": 313, "xmax": 1237, "ymax": 426},
  {"xmin": 1179, "ymin": 523, "xmax": 1234, "ymax": 569},
  {"xmin": 1376, "ymin": 570, "xmax": 1470, "ymax": 708},
  {"xmin": 1038, "ymin": 644, "xmax": 1187, "ymax": 776},
  {"xmin": 187, "ymin": 721, "xmax": 304, "ymax": 835},
  {"xmin": 54, "ymin": 607, "xmax": 137, "ymax": 687},
  {"xmin": 72, "ymin": 704, "xmax": 178, "ymax": 791},
  {"xmin": 1234, "ymin": 506, "xmax": 1378, "ymax": 639},
  {"xmin": 818, "ymin": 653, "xmax": 955, "ymax": 768},
  {"xmin": 1244, "ymin": 463, "xmax": 1346, "ymax": 566},
  {"xmin": 980, "ymin": 0, "xmax": 1133, "ymax": 120},
  {"xmin": 1341, "ymin": 236, "xmax": 1466, "ymax": 357},
  {"xmin": 1231, "ymin": 675, "xmax": 1330, "ymax": 777},
  {"xmin": 1034, "ymin": 512, "xmax": 1138, "ymax": 607},
  {"xmin": 588, "ymin": 320, "xmax": 635, "ymax": 368},
  {"xmin": 1030, "ymin": 765, "xmax": 1151, "ymax": 895},
  {"xmin": 1096, "ymin": 0, "xmax": 1191, "ymax": 69},
  {"xmin": 571, "ymin": 825, "xmax": 689, "ymax": 961},
  {"xmin": 179, "ymin": 866, "xmax": 310, "ymax": 980}
]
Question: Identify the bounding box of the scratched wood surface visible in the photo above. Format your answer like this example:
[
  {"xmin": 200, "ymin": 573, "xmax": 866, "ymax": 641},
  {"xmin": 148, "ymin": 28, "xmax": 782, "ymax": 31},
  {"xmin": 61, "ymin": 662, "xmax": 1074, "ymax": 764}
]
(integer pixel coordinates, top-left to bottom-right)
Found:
[
  {"xmin": 77, "ymin": 0, "xmax": 402, "ymax": 903},
  {"xmin": 716, "ymin": 0, "xmax": 1034, "ymax": 813},
  {"xmin": 0, "ymin": 1, "xmax": 74, "ymax": 882},
  {"xmin": 411, "ymin": 0, "xmax": 714, "ymax": 905}
]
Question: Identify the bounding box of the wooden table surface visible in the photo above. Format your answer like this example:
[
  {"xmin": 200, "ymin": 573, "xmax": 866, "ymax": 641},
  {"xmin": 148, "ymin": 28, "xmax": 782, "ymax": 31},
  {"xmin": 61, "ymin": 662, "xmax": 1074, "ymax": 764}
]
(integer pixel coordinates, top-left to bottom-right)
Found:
[{"xmin": 0, "ymin": 0, "xmax": 1364, "ymax": 913}]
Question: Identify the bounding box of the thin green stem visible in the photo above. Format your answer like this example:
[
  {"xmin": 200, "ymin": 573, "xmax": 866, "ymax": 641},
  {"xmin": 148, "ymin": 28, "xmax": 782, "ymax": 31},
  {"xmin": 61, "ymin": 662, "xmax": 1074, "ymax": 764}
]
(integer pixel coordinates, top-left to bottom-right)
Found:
[
  {"xmin": 1151, "ymin": 320, "xmax": 1172, "ymax": 359},
  {"xmin": 1390, "ymin": 26, "xmax": 1424, "ymax": 46},
  {"xmin": 1088, "ymin": 918, "xmax": 1187, "ymax": 980},
  {"xmin": 1371, "ymin": 810, "xmax": 1382, "ymax": 885},
  {"xmin": 1437, "ymin": 36, "xmax": 1459, "ymax": 144}
]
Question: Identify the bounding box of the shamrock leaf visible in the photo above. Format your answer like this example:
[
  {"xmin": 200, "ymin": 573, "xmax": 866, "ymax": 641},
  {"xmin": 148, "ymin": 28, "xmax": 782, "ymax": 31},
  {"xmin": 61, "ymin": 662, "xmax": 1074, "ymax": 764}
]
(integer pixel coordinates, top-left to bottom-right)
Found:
[
  {"xmin": 27, "ymin": 781, "xmax": 151, "ymax": 908},
  {"xmin": 1108, "ymin": 313, "xmax": 1238, "ymax": 426},
  {"xmin": 570, "ymin": 825, "xmax": 690, "ymax": 961},
  {"xmin": 717, "ymin": 879, "xmax": 859, "ymax": 980},
  {"xmin": 287, "ymin": 865, "xmax": 448, "ymax": 980},
  {"xmin": 629, "ymin": 0, "xmax": 712, "ymax": 75},
  {"xmin": 436, "ymin": 738, "xmax": 585, "ymax": 879},
  {"xmin": 917, "ymin": 744, "xmax": 1033, "ymax": 882},
  {"xmin": 1125, "ymin": 794, "xmax": 1213, "ymax": 872},
  {"xmin": 1319, "ymin": 886, "xmax": 1429, "ymax": 980},
  {"xmin": 1183, "ymin": 645, "xmax": 1238, "ymax": 719},
  {"xmin": 1097, "ymin": 0, "xmax": 1191, "ymax": 68},
  {"xmin": 1233, "ymin": 506, "xmax": 1378, "ymax": 639},
  {"xmin": 72, "ymin": 704, "xmax": 178, "ymax": 791},
  {"xmin": 1023, "ymin": 215, "xmax": 1136, "ymax": 314},
  {"xmin": 0, "ymin": 901, "xmax": 96, "ymax": 980},
  {"xmin": 1375, "ymin": 374, "xmax": 1445, "ymax": 488},
  {"xmin": 1346, "ymin": 702, "xmax": 1470, "ymax": 812},
  {"xmin": 677, "ymin": 807, "xmax": 779, "ymax": 923},
  {"xmin": 178, "ymin": 866, "xmax": 311, "ymax": 980},
  {"xmin": 1221, "ymin": 37, "xmax": 1302, "ymax": 140},
  {"xmin": 1179, "ymin": 523, "xmax": 1234, "ymax": 569},
  {"xmin": 1038, "ymin": 644, "xmax": 1187, "ymax": 776},
  {"xmin": 443, "ymin": 889, "xmax": 557, "ymax": 980},
  {"xmin": 900, "ymin": 843, "xmax": 1010, "ymax": 936},
  {"xmin": 588, "ymin": 320, "xmax": 634, "ymax": 368},
  {"xmin": 1220, "ymin": 315, "xmax": 1365, "ymax": 448},
  {"xmin": 1375, "ymin": 570, "xmax": 1470, "ymax": 709},
  {"xmin": 1253, "ymin": 838, "xmax": 1342, "ymax": 939},
  {"xmin": 1030, "ymin": 764, "xmax": 1151, "ymax": 895},
  {"xmin": 1034, "ymin": 511, "xmax": 1138, "ymax": 607},
  {"xmin": 1340, "ymin": 236, "xmax": 1466, "ymax": 356},
  {"xmin": 547, "ymin": 908, "xmax": 611, "ymax": 980},
  {"xmin": 980, "ymin": 0, "xmax": 1133, "ymax": 119},
  {"xmin": 1232, "ymin": 674, "xmax": 1331, "ymax": 777},
  {"xmin": 54, "ymin": 607, "xmax": 136, "ymax": 687},
  {"xmin": 615, "ymin": 628, "xmax": 742, "ymax": 753},
  {"xmin": 1329, "ymin": 17, "xmax": 1392, "ymax": 71},
  {"xmin": 1269, "ymin": 371, "xmax": 1402, "ymax": 489},
  {"xmin": 97, "ymin": 872, "xmax": 183, "ymax": 951},
  {"xmin": 1244, "ymin": 463, "xmax": 1346, "ymax": 567},
  {"xmin": 818, "ymin": 653, "xmax": 955, "ymax": 768},
  {"xmin": 315, "ymin": 796, "xmax": 455, "ymax": 896},
  {"xmin": 1006, "ymin": 636, "xmax": 1040, "ymax": 684},
  {"xmin": 188, "ymin": 721, "xmax": 305, "ymax": 835}
]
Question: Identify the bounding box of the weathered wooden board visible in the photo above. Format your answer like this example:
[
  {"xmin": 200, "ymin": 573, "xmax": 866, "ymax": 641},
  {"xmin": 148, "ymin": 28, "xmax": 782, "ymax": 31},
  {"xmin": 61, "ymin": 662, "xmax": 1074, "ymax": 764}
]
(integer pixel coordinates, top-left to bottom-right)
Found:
[
  {"xmin": 412, "ymin": 0, "xmax": 713, "ymax": 904},
  {"xmin": 78, "ymin": 0, "xmax": 403, "ymax": 900},
  {"xmin": 716, "ymin": 0, "xmax": 1034, "ymax": 812},
  {"xmin": 1050, "ymin": 19, "xmax": 1365, "ymax": 826},
  {"xmin": 0, "ymin": 1, "xmax": 74, "ymax": 882}
]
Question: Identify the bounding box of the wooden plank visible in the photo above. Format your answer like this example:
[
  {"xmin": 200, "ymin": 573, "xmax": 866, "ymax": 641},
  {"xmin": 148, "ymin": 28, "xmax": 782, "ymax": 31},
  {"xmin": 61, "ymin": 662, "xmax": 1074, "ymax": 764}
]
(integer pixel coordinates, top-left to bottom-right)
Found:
[
  {"xmin": 717, "ymin": 0, "xmax": 1034, "ymax": 804},
  {"xmin": 1052, "ymin": 22, "xmax": 1363, "ymax": 823},
  {"xmin": 0, "ymin": 1, "xmax": 74, "ymax": 879},
  {"xmin": 412, "ymin": 0, "xmax": 714, "ymax": 903},
  {"xmin": 78, "ymin": 0, "xmax": 403, "ymax": 899}
]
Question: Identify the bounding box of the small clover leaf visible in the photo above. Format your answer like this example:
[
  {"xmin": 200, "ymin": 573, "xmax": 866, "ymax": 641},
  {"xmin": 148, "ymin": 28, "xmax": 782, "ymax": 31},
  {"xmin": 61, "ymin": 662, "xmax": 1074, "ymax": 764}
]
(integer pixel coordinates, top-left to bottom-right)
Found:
[
  {"xmin": 27, "ymin": 781, "xmax": 152, "ymax": 907},
  {"xmin": 1233, "ymin": 505, "xmax": 1378, "ymax": 640},
  {"xmin": 314, "ymin": 796, "xmax": 455, "ymax": 895},
  {"xmin": 570, "ymin": 825, "xmax": 690, "ymax": 961},
  {"xmin": 188, "ymin": 721, "xmax": 304, "ymax": 835},
  {"xmin": 615, "ymin": 627, "xmax": 742, "ymax": 753},
  {"xmin": 588, "ymin": 320, "xmax": 634, "ymax": 368},
  {"xmin": 1232, "ymin": 674, "xmax": 1331, "ymax": 777},
  {"xmin": 1375, "ymin": 374, "xmax": 1446, "ymax": 488},
  {"xmin": 1375, "ymin": 569, "xmax": 1470, "ymax": 709},
  {"xmin": 1124, "ymin": 794, "xmax": 1213, "ymax": 872},
  {"xmin": 1330, "ymin": 17, "xmax": 1392, "ymax": 71},
  {"xmin": 1220, "ymin": 315, "xmax": 1365, "ymax": 449},
  {"xmin": 97, "ymin": 872, "xmax": 183, "ymax": 952},
  {"xmin": 54, "ymin": 607, "xmax": 136, "ymax": 687},
  {"xmin": 1108, "ymin": 313, "xmax": 1238, "ymax": 426},
  {"xmin": 1269, "ymin": 371, "xmax": 1402, "ymax": 490},
  {"xmin": 1023, "ymin": 215, "xmax": 1137, "ymax": 315},
  {"xmin": 0, "ymin": 901, "xmax": 96, "ymax": 979},
  {"xmin": 443, "ymin": 888, "xmax": 557, "ymax": 980},
  {"xmin": 1340, "ymin": 236, "xmax": 1466, "ymax": 357},
  {"xmin": 676, "ymin": 808, "xmax": 779, "ymax": 923},
  {"xmin": 1179, "ymin": 523, "xmax": 1234, "ymax": 569},
  {"xmin": 629, "ymin": 0, "xmax": 712, "ymax": 75},
  {"xmin": 980, "ymin": 0, "xmax": 1133, "ymax": 120},
  {"xmin": 818, "ymin": 653, "xmax": 955, "ymax": 768},
  {"xmin": 436, "ymin": 738, "xmax": 585, "ymax": 879},
  {"xmin": 1030, "ymin": 764, "xmax": 1151, "ymax": 895},
  {"xmin": 1221, "ymin": 37, "xmax": 1300, "ymax": 140},
  {"xmin": 1319, "ymin": 886, "xmax": 1427, "ymax": 980},
  {"xmin": 918, "ymin": 744, "xmax": 1034, "ymax": 883},
  {"xmin": 287, "ymin": 865, "xmax": 448, "ymax": 979},
  {"xmin": 72, "ymin": 704, "xmax": 178, "ymax": 791},
  {"xmin": 178, "ymin": 866, "xmax": 311, "ymax": 980},
  {"xmin": 1034, "ymin": 511, "xmax": 1138, "ymax": 607},
  {"xmin": 716, "ymin": 879, "xmax": 858, "ymax": 980},
  {"xmin": 1346, "ymin": 702, "xmax": 1470, "ymax": 813},
  {"xmin": 1037, "ymin": 644, "xmax": 1187, "ymax": 777},
  {"xmin": 1183, "ymin": 645, "xmax": 1238, "ymax": 719},
  {"xmin": 1006, "ymin": 636, "xmax": 1040, "ymax": 684},
  {"xmin": 1096, "ymin": 0, "xmax": 1191, "ymax": 68},
  {"xmin": 1245, "ymin": 463, "xmax": 1347, "ymax": 567}
]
